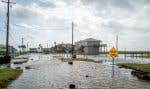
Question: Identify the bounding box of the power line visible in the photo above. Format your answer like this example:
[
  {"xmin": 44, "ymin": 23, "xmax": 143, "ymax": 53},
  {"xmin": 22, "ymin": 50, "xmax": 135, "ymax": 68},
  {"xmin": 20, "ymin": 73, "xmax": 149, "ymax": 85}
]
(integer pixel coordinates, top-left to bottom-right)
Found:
[
  {"xmin": 14, "ymin": 24, "xmax": 69, "ymax": 30},
  {"xmin": 9, "ymin": 32, "xmax": 18, "ymax": 45}
]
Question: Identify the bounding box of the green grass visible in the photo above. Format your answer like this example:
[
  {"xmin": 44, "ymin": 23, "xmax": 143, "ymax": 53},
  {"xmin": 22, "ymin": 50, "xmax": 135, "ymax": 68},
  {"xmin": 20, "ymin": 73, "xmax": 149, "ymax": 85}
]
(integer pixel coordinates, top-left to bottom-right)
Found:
[
  {"xmin": 53, "ymin": 55, "xmax": 62, "ymax": 57},
  {"xmin": 140, "ymin": 55, "xmax": 150, "ymax": 58},
  {"xmin": 63, "ymin": 58, "xmax": 102, "ymax": 63},
  {"xmin": 76, "ymin": 52, "xmax": 100, "ymax": 55},
  {"xmin": 118, "ymin": 63, "xmax": 150, "ymax": 73},
  {"xmin": 0, "ymin": 68, "xmax": 23, "ymax": 88}
]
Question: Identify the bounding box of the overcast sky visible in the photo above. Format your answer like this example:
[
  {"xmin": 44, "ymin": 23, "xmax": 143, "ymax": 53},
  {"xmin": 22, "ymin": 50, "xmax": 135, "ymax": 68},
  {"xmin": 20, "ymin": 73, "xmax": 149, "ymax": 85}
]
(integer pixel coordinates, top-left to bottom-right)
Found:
[{"xmin": 0, "ymin": 0, "xmax": 150, "ymax": 50}]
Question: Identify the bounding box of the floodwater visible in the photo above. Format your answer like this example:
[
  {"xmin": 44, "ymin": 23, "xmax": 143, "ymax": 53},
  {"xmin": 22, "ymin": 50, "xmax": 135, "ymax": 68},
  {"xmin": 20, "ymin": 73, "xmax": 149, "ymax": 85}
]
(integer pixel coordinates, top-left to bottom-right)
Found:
[{"xmin": 8, "ymin": 54, "xmax": 150, "ymax": 89}]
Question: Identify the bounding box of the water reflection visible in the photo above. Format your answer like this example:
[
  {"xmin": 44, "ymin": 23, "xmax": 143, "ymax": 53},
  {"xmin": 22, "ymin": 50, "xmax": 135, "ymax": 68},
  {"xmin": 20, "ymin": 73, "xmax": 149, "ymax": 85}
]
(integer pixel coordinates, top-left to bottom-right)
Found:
[{"xmin": 8, "ymin": 54, "xmax": 150, "ymax": 89}]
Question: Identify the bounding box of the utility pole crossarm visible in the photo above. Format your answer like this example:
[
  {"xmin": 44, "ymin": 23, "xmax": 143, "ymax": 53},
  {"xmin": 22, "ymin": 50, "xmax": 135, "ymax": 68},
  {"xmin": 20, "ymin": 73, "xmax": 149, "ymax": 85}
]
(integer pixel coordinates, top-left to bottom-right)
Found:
[{"xmin": 1, "ymin": 0, "xmax": 16, "ymax": 4}]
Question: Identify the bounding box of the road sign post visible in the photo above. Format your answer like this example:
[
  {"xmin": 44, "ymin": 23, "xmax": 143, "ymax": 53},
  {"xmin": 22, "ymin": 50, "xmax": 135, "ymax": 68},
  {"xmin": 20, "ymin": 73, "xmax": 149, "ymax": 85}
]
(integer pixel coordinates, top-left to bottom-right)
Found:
[
  {"xmin": 108, "ymin": 47, "xmax": 118, "ymax": 77},
  {"xmin": 112, "ymin": 58, "xmax": 115, "ymax": 76}
]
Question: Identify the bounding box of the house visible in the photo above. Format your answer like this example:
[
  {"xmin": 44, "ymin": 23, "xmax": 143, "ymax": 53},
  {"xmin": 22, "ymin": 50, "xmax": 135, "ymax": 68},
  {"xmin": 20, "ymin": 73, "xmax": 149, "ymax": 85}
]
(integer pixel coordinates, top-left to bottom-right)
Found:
[
  {"xmin": 41, "ymin": 48, "xmax": 51, "ymax": 54},
  {"xmin": 29, "ymin": 47, "xmax": 51, "ymax": 53},
  {"xmin": 75, "ymin": 38, "xmax": 101, "ymax": 55},
  {"xmin": 50, "ymin": 43, "xmax": 72, "ymax": 53},
  {"xmin": 60, "ymin": 43, "xmax": 72, "ymax": 53},
  {"xmin": 29, "ymin": 48, "xmax": 38, "ymax": 53}
]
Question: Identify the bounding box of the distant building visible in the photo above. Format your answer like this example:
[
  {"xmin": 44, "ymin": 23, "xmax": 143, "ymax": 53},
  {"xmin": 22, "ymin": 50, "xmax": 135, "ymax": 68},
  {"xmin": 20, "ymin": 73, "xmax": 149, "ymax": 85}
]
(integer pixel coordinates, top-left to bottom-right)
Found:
[
  {"xmin": 41, "ymin": 48, "xmax": 51, "ymax": 54},
  {"xmin": 37, "ymin": 44, "xmax": 43, "ymax": 53},
  {"xmin": 75, "ymin": 38, "xmax": 101, "ymax": 55},
  {"xmin": 29, "ymin": 48, "xmax": 38, "ymax": 53},
  {"xmin": 60, "ymin": 43, "xmax": 72, "ymax": 52},
  {"xmin": 50, "ymin": 43, "xmax": 72, "ymax": 53},
  {"xmin": 29, "ymin": 47, "xmax": 51, "ymax": 53},
  {"xmin": 99, "ymin": 44, "xmax": 107, "ymax": 54},
  {"xmin": 18, "ymin": 45, "xmax": 26, "ymax": 52}
]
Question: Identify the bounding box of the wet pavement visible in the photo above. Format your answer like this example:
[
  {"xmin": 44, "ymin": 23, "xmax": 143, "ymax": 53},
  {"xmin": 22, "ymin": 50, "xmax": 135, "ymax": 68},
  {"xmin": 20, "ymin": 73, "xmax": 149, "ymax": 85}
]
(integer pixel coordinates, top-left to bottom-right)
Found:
[{"xmin": 8, "ymin": 54, "xmax": 150, "ymax": 89}]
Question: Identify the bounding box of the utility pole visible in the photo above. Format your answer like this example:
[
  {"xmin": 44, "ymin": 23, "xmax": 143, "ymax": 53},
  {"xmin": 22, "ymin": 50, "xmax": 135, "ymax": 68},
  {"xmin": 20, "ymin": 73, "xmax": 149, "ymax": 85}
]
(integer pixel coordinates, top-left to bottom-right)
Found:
[
  {"xmin": 54, "ymin": 42, "xmax": 57, "ymax": 53},
  {"xmin": 116, "ymin": 35, "xmax": 118, "ymax": 50},
  {"xmin": 72, "ymin": 22, "xmax": 74, "ymax": 58},
  {"xmin": 2, "ymin": 0, "xmax": 15, "ymax": 63},
  {"xmin": 71, "ymin": 22, "xmax": 76, "ymax": 58},
  {"xmin": 26, "ymin": 42, "xmax": 29, "ymax": 52},
  {"xmin": 22, "ymin": 37, "xmax": 24, "ymax": 51},
  {"xmin": 47, "ymin": 43, "xmax": 48, "ymax": 48},
  {"xmin": 124, "ymin": 48, "xmax": 126, "ymax": 60},
  {"xmin": 21, "ymin": 37, "xmax": 24, "ymax": 53},
  {"xmin": 116, "ymin": 35, "xmax": 118, "ymax": 60},
  {"xmin": 6, "ymin": 0, "xmax": 10, "ymax": 57},
  {"xmin": 22, "ymin": 38, "xmax": 24, "ymax": 46},
  {"xmin": 27, "ymin": 42, "xmax": 29, "ymax": 57}
]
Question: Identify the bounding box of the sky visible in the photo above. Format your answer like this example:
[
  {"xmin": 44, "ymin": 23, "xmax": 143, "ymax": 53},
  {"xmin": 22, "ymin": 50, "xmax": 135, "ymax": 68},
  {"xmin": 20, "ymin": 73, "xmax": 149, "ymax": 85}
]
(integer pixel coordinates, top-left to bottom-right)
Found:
[{"xmin": 0, "ymin": 0, "xmax": 150, "ymax": 50}]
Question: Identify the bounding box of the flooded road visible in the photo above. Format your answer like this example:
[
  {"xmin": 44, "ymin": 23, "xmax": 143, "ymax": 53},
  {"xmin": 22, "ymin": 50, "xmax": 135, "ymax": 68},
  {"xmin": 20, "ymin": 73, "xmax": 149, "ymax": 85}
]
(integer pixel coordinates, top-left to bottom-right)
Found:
[{"xmin": 8, "ymin": 54, "xmax": 150, "ymax": 89}]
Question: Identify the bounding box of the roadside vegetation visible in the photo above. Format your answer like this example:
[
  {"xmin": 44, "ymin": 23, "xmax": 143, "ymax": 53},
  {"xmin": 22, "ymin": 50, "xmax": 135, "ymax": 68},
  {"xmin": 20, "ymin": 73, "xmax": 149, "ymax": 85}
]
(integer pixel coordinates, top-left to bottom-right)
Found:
[
  {"xmin": 0, "ymin": 68, "xmax": 23, "ymax": 88},
  {"xmin": 118, "ymin": 63, "xmax": 150, "ymax": 80},
  {"xmin": 70, "ymin": 58, "xmax": 102, "ymax": 63},
  {"xmin": 118, "ymin": 63, "xmax": 150, "ymax": 72},
  {"xmin": 0, "ymin": 51, "xmax": 28, "ymax": 59},
  {"xmin": 60, "ymin": 58, "xmax": 102, "ymax": 63},
  {"xmin": 12, "ymin": 52, "xmax": 28, "ymax": 59},
  {"xmin": 139, "ymin": 55, "xmax": 150, "ymax": 58}
]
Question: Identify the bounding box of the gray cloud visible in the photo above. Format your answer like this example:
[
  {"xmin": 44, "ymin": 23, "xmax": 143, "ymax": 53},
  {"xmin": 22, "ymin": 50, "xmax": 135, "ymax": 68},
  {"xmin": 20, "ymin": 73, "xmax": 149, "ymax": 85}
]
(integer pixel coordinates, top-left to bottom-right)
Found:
[
  {"xmin": 38, "ymin": 1, "xmax": 56, "ymax": 8},
  {"xmin": 2, "ymin": 0, "xmax": 150, "ymax": 49},
  {"xmin": 81, "ymin": 0, "xmax": 135, "ymax": 10}
]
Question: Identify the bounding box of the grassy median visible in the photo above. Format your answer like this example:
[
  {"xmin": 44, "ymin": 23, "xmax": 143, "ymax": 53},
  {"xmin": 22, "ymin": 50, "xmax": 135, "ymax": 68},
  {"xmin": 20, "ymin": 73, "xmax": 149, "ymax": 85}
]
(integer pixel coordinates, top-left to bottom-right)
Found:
[
  {"xmin": 0, "ymin": 68, "xmax": 23, "ymax": 88},
  {"xmin": 71, "ymin": 58, "xmax": 102, "ymax": 63},
  {"xmin": 62, "ymin": 58, "xmax": 102, "ymax": 63},
  {"xmin": 118, "ymin": 63, "xmax": 150, "ymax": 73}
]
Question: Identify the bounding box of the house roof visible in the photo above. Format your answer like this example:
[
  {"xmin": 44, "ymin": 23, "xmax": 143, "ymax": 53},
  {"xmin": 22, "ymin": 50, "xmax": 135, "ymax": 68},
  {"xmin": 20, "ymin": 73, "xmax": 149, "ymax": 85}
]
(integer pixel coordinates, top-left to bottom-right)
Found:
[{"xmin": 77, "ymin": 38, "xmax": 102, "ymax": 43}]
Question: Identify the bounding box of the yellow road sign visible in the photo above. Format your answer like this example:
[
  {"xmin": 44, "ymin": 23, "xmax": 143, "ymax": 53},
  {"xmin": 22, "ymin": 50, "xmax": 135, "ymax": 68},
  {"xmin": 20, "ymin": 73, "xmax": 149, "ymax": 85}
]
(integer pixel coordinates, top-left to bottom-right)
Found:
[{"xmin": 108, "ymin": 47, "xmax": 118, "ymax": 59}]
